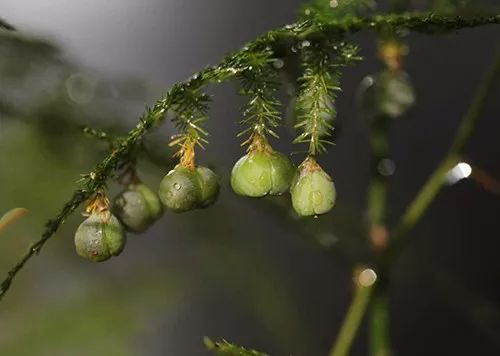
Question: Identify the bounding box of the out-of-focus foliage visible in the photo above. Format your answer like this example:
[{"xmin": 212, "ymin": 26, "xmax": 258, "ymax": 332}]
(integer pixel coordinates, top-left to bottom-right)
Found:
[
  {"xmin": 0, "ymin": 208, "xmax": 28, "ymax": 234},
  {"xmin": 299, "ymin": 0, "xmax": 376, "ymax": 21},
  {"xmin": 205, "ymin": 338, "xmax": 268, "ymax": 356}
]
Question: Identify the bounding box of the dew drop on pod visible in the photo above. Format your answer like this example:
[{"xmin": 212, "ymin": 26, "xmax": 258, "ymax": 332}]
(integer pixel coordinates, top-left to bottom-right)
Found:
[
  {"xmin": 75, "ymin": 191, "xmax": 126, "ymax": 262},
  {"xmin": 113, "ymin": 181, "xmax": 163, "ymax": 233},
  {"xmin": 159, "ymin": 165, "xmax": 220, "ymax": 213},
  {"xmin": 231, "ymin": 134, "xmax": 295, "ymax": 197},
  {"xmin": 290, "ymin": 156, "xmax": 336, "ymax": 217}
]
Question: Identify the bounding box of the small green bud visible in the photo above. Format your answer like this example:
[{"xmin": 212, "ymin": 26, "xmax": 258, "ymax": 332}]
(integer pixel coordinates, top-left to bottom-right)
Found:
[
  {"xmin": 113, "ymin": 183, "xmax": 163, "ymax": 233},
  {"xmin": 290, "ymin": 157, "xmax": 336, "ymax": 217},
  {"xmin": 231, "ymin": 151, "xmax": 295, "ymax": 197},
  {"xmin": 196, "ymin": 166, "xmax": 220, "ymax": 207},
  {"xmin": 159, "ymin": 167, "xmax": 200, "ymax": 213},
  {"xmin": 74, "ymin": 212, "xmax": 126, "ymax": 262}
]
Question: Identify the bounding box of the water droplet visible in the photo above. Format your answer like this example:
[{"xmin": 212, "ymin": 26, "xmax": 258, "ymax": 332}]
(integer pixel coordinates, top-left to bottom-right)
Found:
[
  {"xmin": 358, "ymin": 268, "xmax": 377, "ymax": 287},
  {"xmin": 313, "ymin": 215, "xmax": 319, "ymax": 219},
  {"xmin": 65, "ymin": 72, "xmax": 99, "ymax": 104},
  {"xmin": 377, "ymin": 158, "xmax": 396, "ymax": 176},
  {"xmin": 300, "ymin": 40, "xmax": 311, "ymax": 48},
  {"xmin": 272, "ymin": 59, "xmax": 284, "ymax": 69},
  {"xmin": 173, "ymin": 183, "xmax": 181, "ymax": 190}
]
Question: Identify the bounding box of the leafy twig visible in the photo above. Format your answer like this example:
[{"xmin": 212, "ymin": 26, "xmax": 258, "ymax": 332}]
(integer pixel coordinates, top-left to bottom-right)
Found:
[
  {"xmin": 294, "ymin": 42, "xmax": 358, "ymax": 155},
  {"xmin": 204, "ymin": 337, "xmax": 268, "ymax": 356},
  {"xmin": 237, "ymin": 49, "xmax": 282, "ymax": 144},
  {"xmin": 0, "ymin": 13, "xmax": 498, "ymax": 301}
]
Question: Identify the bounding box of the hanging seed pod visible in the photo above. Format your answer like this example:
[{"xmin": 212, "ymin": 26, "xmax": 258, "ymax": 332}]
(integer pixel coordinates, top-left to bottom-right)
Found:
[
  {"xmin": 159, "ymin": 166, "xmax": 220, "ymax": 212},
  {"xmin": 113, "ymin": 183, "xmax": 163, "ymax": 233},
  {"xmin": 159, "ymin": 167, "xmax": 201, "ymax": 212},
  {"xmin": 75, "ymin": 193, "xmax": 126, "ymax": 262},
  {"xmin": 231, "ymin": 134, "xmax": 295, "ymax": 197},
  {"xmin": 290, "ymin": 156, "xmax": 336, "ymax": 217},
  {"xmin": 196, "ymin": 166, "xmax": 220, "ymax": 208}
]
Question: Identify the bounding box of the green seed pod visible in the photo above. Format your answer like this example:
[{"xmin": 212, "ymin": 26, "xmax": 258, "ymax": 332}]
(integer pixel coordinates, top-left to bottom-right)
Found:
[
  {"xmin": 113, "ymin": 183, "xmax": 163, "ymax": 233},
  {"xmin": 268, "ymin": 151, "xmax": 296, "ymax": 195},
  {"xmin": 74, "ymin": 212, "xmax": 126, "ymax": 262},
  {"xmin": 196, "ymin": 166, "xmax": 220, "ymax": 208},
  {"xmin": 231, "ymin": 151, "xmax": 295, "ymax": 197},
  {"xmin": 159, "ymin": 167, "xmax": 200, "ymax": 213},
  {"xmin": 290, "ymin": 158, "xmax": 336, "ymax": 217}
]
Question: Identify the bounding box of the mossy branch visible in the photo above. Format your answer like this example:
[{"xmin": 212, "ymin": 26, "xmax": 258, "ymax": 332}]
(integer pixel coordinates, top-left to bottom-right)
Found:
[
  {"xmin": 294, "ymin": 42, "xmax": 359, "ymax": 155},
  {"xmin": 237, "ymin": 49, "xmax": 282, "ymax": 144},
  {"xmin": 0, "ymin": 13, "xmax": 498, "ymax": 301}
]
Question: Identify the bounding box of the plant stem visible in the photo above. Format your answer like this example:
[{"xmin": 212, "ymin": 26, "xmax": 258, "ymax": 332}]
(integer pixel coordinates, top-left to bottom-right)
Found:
[
  {"xmin": 370, "ymin": 292, "xmax": 391, "ymax": 356},
  {"xmin": 329, "ymin": 269, "xmax": 375, "ymax": 356},
  {"xmin": 366, "ymin": 111, "xmax": 393, "ymax": 356},
  {"xmin": 368, "ymin": 114, "xmax": 392, "ymax": 252},
  {"xmin": 386, "ymin": 54, "xmax": 500, "ymax": 259}
]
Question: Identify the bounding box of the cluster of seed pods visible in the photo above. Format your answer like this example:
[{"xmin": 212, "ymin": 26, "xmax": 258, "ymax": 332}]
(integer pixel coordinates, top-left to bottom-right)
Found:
[
  {"xmin": 231, "ymin": 133, "xmax": 336, "ymax": 216},
  {"xmin": 74, "ymin": 177, "xmax": 164, "ymax": 262},
  {"xmin": 74, "ymin": 132, "xmax": 337, "ymax": 262}
]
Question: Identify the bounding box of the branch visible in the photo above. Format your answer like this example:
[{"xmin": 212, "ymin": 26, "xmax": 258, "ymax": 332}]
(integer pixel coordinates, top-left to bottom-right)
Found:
[
  {"xmin": 329, "ymin": 268, "xmax": 377, "ymax": 356},
  {"xmin": 0, "ymin": 13, "xmax": 498, "ymax": 301},
  {"xmin": 0, "ymin": 17, "xmax": 15, "ymax": 31},
  {"xmin": 385, "ymin": 53, "xmax": 500, "ymax": 263},
  {"xmin": 314, "ymin": 13, "xmax": 500, "ymax": 35}
]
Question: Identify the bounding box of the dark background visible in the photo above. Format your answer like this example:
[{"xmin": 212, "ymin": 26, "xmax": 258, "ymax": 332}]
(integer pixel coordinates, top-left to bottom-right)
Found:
[{"xmin": 0, "ymin": 1, "xmax": 499, "ymax": 355}]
